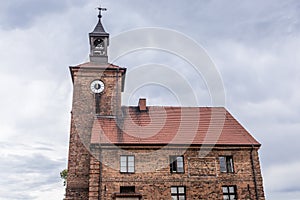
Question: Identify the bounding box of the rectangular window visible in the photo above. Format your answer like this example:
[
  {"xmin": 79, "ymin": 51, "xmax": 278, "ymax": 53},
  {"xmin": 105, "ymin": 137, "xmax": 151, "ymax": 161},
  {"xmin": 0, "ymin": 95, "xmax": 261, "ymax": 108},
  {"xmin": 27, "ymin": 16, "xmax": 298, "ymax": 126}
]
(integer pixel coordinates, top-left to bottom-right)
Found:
[
  {"xmin": 120, "ymin": 186, "xmax": 135, "ymax": 193},
  {"xmin": 222, "ymin": 185, "xmax": 237, "ymax": 200},
  {"xmin": 170, "ymin": 156, "xmax": 184, "ymax": 173},
  {"xmin": 219, "ymin": 156, "xmax": 234, "ymax": 173},
  {"xmin": 171, "ymin": 186, "xmax": 186, "ymax": 200},
  {"xmin": 120, "ymin": 155, "xmax": 135, "ymax": 173}
]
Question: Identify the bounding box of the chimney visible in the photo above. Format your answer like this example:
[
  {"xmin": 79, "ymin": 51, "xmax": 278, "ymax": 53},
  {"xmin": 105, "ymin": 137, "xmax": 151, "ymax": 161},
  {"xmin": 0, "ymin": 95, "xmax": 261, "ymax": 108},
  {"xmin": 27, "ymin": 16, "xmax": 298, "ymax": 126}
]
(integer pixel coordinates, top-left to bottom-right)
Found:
[{"xmin": 138, "ymin": 98, "xmax": 147, "ymax": 111}]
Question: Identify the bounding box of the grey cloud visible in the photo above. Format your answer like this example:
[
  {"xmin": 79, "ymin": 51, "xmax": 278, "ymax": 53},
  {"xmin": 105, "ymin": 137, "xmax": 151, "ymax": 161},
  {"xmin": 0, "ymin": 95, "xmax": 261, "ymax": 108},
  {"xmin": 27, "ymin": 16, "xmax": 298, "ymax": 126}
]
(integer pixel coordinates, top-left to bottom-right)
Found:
[
  {"xmin": 0, "ymin": 149, "xmax": 65, "ymax": 199},
  {"xmin": 0, "ymin": 151, "xmax": 64, "ymax": 176},
  {"xmin": 0, "ymin": 0, "xmax": 86, "ymax": 30},
  {"xmin": 0, "ymin": 193, "xmax": 34, "ymax": 200},
  {"xmin": 34, "ymin": 146, "xmax": 55, "ymax": 151},
  {"xmin": 116, "ymin": 0, "xmax": 300, "ymax": 41},
  {"xmin": 0, "ymin": 0, "xmax": 300, "ymax": 199}
]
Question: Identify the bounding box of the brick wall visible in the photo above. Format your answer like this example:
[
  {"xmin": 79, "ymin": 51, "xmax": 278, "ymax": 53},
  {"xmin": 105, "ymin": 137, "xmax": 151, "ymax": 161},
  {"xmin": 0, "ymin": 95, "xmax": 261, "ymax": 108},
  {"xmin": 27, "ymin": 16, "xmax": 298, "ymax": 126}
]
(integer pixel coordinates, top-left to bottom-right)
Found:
[
  {"xmin": 89, "ymin": 146, "xmax": 265, "ymax": 200},
  {"xmin": 65, "ymin": 65, "xmax": 124, "ymax": 199}
]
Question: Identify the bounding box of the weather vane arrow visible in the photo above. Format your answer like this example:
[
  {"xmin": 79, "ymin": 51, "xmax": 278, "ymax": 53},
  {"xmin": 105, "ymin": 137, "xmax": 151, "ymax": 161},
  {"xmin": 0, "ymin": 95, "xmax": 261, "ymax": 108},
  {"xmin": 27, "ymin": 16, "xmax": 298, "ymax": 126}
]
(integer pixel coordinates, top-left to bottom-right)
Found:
[{"xmin": 97, "ymin": 5, "xmax": 107, "ymax": 18}]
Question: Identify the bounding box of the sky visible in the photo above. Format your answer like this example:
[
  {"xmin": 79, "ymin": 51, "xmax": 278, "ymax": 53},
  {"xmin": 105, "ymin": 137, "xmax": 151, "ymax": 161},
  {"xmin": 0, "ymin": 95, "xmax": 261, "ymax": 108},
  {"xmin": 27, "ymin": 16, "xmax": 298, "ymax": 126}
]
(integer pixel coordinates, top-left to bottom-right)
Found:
[{"xmin": 0, "ymin": 0, "xmax": 300, "ymax": 199}]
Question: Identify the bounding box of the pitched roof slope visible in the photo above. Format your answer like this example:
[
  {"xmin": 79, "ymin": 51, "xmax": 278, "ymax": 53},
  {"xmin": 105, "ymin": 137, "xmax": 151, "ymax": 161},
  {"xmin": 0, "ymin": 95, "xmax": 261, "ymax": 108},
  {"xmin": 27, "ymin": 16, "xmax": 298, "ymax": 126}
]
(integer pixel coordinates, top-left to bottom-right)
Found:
[
  {"xmin": 91, "ymin": 107, "xmax": 260, "ymax": 146},
  {"xmin": 70, "ymin": 62, "xmax": 126, "ymax": 70}
]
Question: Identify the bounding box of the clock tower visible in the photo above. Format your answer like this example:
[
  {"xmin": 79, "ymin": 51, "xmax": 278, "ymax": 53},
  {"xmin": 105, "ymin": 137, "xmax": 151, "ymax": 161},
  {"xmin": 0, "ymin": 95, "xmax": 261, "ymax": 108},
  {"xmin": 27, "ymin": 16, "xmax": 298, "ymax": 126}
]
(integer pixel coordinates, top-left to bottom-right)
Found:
[{"xmin": 65, "ymin": 7, "xmax": 126, "ymax": 199}]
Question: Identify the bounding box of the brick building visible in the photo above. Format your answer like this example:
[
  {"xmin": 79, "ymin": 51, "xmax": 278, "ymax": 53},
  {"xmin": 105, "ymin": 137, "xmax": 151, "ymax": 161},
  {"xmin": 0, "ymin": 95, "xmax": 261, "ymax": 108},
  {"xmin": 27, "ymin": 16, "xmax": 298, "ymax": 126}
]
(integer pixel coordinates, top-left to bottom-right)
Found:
[{"xmin": 65, "ymin": 9, "xmax": 265, "ymax": 200}]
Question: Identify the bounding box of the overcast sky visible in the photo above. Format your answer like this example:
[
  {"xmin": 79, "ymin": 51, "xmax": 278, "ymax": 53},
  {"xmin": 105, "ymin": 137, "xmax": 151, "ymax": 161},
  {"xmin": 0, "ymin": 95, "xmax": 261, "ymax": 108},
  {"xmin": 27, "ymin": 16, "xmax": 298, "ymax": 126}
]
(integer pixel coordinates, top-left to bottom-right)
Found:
[{"xmin": 0, "ymin": 0, "xmax": 300, "ymax": 199}]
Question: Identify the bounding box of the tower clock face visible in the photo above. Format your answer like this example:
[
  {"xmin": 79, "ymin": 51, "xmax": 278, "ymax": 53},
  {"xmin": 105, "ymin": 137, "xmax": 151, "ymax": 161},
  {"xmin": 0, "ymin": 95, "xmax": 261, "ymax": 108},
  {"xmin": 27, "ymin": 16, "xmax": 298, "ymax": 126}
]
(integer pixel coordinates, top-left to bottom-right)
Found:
[{"xmin": 90, "ymin": 80, "xmax": 105, "ymax": 93}]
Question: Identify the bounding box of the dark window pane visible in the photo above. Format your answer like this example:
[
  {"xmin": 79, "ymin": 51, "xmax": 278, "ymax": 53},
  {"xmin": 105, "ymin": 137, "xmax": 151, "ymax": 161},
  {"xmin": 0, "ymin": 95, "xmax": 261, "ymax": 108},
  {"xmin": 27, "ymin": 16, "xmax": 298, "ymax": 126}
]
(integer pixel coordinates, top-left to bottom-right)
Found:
[
  {"xmin": 177, "ymin": 157, "xmax": 183, "ymax": 162},
  {"xmin": 222, "ymin": 185, "xmax": 237, "ymax": 200},
  {"xmin": 223, "ymin": 195, "xmax": 229, "ymax": 200},
  {"xmin": 170, "ymin": 156, "xmax": 184, "ymax": 173},
  {"xmin": 170, "ymin": 156, "xmax": 177, "ymax": 172},
  {"xmin": 220, "ymin": 156, "xmax": 234, "ymax": 173},
  {"xmin": 178, "ymin": 187, "xmax": 185, "ymax": 194},
  {"xmin": 228, "ymin": 157, "xmax": 234, "ymax": 172},
  {"xmin": 222, "ymin": 187, "xmax": 228, "ymax": 193},
  {"xmin": 229, "ymin": 186, "xmax": 235, "ymax": 193},
  {"xmin": 171, "ymin": 187, "xmax": 177, "ymax": 194},
  {"xmin": 128, "ymin": 156, "xmax": 134, "ymax": 162},
  {"xmin": 120, "ymin": 156, "xmax": 126, "ymax": 162},
  {"xmin": 179, "ymin": 196, "xmax": 185, "ymax": 200},
  {"xmin": 171, "ymin": 186, "xmax": 186, "ymax": 200},
  {"xmin": 219, "ymin": 157, "xmax": 226, "ymax": 172},
  {"xmin": 177, "ymin": 158, "xmax": 184, "ymax": 172},
  {"xmin": 230, "ymin": 195, "xmax": 236, "ymax": 199},
  {"xmin": 128, "ymin": 166, "xmax": 134, "ymax": 173},
  {"xmin": 120, "ymin": 186, "xmax": 135, "ymax": 193},
  {"xmin": 120, "ymin": 166, "xmax": 127, "ymax": 172}
]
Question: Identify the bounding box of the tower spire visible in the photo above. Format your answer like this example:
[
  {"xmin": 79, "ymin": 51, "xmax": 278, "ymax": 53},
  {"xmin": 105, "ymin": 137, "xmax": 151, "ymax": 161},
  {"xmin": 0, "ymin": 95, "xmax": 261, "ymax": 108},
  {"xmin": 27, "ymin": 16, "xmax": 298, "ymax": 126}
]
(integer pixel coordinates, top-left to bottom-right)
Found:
[
  {"xmin": 89, "ymin": 5, "xmax": 109, "ymax": 64},
  {"xmin": 92, "ymin": 6, "xmax": 108, "ymax": 33}
]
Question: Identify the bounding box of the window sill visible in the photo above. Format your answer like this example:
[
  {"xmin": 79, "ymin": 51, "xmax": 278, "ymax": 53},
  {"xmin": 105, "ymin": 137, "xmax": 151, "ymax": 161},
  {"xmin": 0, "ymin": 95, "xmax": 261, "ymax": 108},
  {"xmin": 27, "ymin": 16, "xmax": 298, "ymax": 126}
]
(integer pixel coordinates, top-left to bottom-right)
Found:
[
  {"xmin": 170, "ymin": 172, "xmax": 185, "ymax": 174},
  {"xmin": 112, "ymin": 193, "xmax": 142, "ymax": 198}
]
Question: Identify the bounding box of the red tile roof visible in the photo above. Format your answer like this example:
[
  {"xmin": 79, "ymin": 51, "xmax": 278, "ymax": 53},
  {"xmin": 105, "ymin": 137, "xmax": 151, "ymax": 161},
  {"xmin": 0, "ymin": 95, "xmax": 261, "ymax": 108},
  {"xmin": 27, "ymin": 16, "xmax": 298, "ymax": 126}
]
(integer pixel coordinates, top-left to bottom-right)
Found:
[
  {"xmin": 70, "ymin": 62, "xmax": 126, "ymax": 70},
  {"xmin": 91, "ymin": 107, "xmax": 260, "ymax": 146}
]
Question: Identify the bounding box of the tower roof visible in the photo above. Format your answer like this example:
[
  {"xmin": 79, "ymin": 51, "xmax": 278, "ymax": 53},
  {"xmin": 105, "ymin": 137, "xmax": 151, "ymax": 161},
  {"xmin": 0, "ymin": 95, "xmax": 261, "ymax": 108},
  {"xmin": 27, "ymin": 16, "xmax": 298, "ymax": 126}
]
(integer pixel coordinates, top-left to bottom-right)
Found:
[
  {"xmin": 92, "ymin": 17, "xmax": 107, "ymax": 34},
  {"xmin": 90, "ymin": 7, "xmax": 109, "ymax": 37}
]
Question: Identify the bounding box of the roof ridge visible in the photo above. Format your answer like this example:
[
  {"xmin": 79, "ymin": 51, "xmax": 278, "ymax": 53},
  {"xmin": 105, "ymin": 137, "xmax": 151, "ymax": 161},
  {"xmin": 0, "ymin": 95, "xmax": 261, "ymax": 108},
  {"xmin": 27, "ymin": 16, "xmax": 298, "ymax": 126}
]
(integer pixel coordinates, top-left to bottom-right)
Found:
[{"xmin": 70, "ymin": 62, "xmax": 126, "ymax": 69}]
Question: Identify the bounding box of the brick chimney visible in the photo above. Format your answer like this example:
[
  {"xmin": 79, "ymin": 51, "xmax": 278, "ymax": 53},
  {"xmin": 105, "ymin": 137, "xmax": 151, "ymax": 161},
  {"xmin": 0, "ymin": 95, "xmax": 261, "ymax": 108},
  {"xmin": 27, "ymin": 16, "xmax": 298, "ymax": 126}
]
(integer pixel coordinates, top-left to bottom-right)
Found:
[{"xmin": 138, "ymin": 98, "xmax": 147, "ymax": 111}]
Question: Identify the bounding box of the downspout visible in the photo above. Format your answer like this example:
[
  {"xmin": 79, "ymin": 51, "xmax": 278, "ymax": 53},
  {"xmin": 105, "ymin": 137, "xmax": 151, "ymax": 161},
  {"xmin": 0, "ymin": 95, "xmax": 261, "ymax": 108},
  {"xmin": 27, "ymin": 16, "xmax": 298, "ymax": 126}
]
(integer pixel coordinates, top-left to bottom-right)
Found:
[
  {"xmin": 116, "ymin": 68, "xmax": 119, "ymax": 117},
  {"xmin": 116, "ymin": 68, "xmax": 123, "ymax": 143},
  {"xmin": 250, "ymin": 145, "xmax": 259, "ymax": 200},
  {"xmin": 99, "ymin": 146, "xmax": 102, "ymax": 200}
]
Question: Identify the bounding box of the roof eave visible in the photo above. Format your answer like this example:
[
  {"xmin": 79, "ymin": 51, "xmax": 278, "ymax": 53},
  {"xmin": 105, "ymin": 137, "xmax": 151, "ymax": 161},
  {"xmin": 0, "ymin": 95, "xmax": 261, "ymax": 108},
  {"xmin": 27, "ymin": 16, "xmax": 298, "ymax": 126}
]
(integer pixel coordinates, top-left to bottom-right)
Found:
[{"xmin": 90, "ymin": 143, "xmax": 261, "ymax": 148}]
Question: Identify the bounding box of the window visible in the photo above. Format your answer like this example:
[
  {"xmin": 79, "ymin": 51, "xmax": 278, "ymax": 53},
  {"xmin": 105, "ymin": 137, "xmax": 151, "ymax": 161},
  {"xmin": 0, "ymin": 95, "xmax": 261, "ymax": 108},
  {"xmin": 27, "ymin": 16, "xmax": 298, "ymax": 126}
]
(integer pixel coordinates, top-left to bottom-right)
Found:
[
  {"xmin": 120, "ymin": 155, "xmax": 135, "ymax": 173},
  {"xmin": 222, "ymin": 185, "xmax": 237, "ymax": 200},
  {"xmin": 170, "ymin": 156, "xmax": 184, "ymax": 173},
  {"xmin": 171, "ymin": 186, "xmax": 186, "ymax": 200},
  {"xmin": 120, "ymin": 186, "xmax": 135, "ymax": 193},
  {"xmin": 219, "ymin": 156, "xmax": 234, "ymax": 173}
]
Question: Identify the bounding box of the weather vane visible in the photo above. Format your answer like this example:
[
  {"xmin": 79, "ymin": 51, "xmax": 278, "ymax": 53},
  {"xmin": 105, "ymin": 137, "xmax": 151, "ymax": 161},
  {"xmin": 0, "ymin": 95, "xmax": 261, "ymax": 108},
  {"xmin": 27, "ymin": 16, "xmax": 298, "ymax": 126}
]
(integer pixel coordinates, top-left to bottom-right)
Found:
[{"xmin": 97, "ymin": 5, "xmax": 107, "ymax": 19}]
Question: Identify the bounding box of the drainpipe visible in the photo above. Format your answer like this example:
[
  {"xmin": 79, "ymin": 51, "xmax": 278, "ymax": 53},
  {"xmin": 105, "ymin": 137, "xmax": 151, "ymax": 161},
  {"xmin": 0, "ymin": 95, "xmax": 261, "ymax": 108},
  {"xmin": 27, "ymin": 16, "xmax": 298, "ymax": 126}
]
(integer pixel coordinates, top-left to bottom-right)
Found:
[
  {"xmin": 116, "ymin": 68, "xmax": 119, "ymax": 117},
  {"xmin": 99, "ymin": 146, "xmax": 102, "ymax": 200},
  {"xmin": 250, "ymin": 146, "xmax": 259, "ymax": 200}
]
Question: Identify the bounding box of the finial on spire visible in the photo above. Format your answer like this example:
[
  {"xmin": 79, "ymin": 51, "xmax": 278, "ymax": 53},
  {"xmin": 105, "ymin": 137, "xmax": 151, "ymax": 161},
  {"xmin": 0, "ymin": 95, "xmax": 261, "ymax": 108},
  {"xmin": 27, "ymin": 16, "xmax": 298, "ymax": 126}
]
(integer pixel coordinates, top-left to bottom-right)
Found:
[
  {"xmin": 91, "ymin": 5, "xmax": 108, "ymax": 34},
  {"xmin": 97, "ymin": 6, "xmax": 107, "ymax": 19}
]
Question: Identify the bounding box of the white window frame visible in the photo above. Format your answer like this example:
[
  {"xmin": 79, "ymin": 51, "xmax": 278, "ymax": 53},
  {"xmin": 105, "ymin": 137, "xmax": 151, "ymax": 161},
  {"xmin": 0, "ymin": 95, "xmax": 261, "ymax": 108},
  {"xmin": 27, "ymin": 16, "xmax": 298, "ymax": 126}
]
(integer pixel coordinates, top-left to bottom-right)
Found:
[{"xmin": 120, "ymin": 155, "xmax": 135, "ymax": 173}]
